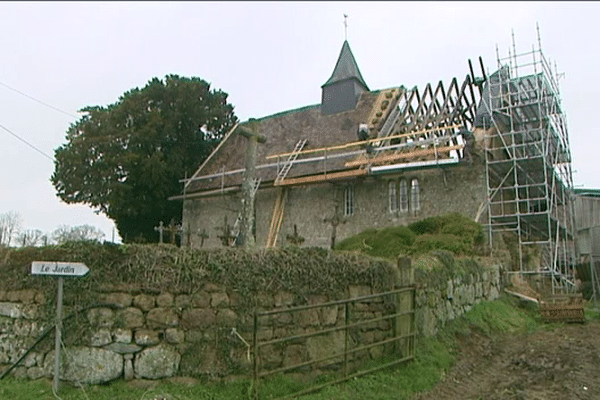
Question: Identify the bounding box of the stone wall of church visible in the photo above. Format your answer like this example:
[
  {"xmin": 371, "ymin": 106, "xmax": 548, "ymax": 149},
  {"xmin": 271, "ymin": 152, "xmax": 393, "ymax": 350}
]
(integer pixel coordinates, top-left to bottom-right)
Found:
[{"xmin": 183, "ymin": 160, "xmax": 487, "ymax": 250}]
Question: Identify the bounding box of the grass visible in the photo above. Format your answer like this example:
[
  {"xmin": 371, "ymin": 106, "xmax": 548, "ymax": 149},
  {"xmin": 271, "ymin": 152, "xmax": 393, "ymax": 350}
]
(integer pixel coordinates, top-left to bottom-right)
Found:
[{"xmin": 0, "ymin": 297, "xmax": 542, "ymax": 400}]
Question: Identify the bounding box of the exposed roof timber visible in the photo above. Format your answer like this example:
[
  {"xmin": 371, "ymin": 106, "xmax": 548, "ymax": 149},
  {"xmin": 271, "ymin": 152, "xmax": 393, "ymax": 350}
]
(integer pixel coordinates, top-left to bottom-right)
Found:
[
  {"xmin": 276, "ymin": 167, "xmax": 367, "ymax": 187},
  {"xmin": 184, "ymin": 122, "xmax": 240, "ymax": 190},
  {"xmin": 345, "ymin": 144, "xmax": 464, "ymax": 168},
  {"xmin": 183, "ymin": 129, "xmax": 463, "ymax": 185},
  {"xmin": 266, "ymin": 124, "xmax": 462, "ymax": 160}
]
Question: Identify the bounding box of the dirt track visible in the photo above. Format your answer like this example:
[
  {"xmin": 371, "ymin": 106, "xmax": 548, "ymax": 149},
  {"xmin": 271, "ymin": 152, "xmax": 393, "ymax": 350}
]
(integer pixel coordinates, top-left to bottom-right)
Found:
[{"xmin": 415, "ymin": 319, "xmax": 600, "ymax": 400}]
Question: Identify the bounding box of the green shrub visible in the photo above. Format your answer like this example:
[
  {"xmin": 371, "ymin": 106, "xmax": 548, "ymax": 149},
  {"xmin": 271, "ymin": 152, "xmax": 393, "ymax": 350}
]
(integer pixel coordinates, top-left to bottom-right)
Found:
[
  {"xmin": 412, "ymin": 234, "xmax": 472, "ymax": 256},
  {"xmin": 408, "ymin": 216, "xmax": 444, "ymax": 235}
]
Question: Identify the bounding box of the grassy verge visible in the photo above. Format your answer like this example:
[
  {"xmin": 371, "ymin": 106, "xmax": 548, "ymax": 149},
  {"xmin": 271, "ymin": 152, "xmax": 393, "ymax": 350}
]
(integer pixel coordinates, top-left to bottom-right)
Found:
[{"xmin": 0, "ymin": 297, "xmax": 541, "ymax": 400}]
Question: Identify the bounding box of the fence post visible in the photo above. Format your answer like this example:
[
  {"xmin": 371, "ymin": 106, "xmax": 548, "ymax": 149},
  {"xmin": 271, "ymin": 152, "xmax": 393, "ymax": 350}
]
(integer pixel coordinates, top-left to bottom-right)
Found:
[
  {"xmin": 343, "ymin": 302, "xmax": 350, "ymax": 377},
  {"xmin": 396, "ymin": 256, "xmax": 414, "ymax": 358},
  {"xmin": 253, "ymin": 312, "xmax": 259, "ymax": 400}
]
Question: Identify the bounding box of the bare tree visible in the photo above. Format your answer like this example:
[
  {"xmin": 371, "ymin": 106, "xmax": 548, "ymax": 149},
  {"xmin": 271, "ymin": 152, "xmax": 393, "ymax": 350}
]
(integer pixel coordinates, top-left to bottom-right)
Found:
[
  {"xmin": 0, "ymin": 211, "xmax": 22, "ymax": 247},
  {"xmin": 53, "ymin": 224, "xmax": 105, "ymax": 244},
  {"xmin": 17, "ymin": 229, "xmax": 44, "ymax": 247}
]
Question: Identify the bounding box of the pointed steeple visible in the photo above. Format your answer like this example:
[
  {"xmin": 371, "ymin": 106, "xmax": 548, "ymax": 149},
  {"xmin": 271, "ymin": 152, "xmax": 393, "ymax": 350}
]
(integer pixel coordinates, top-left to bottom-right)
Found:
[
  {"xmin": 321, "ymin": 41, "xmax": 370, "ymax": 115},
  {"xmin": 322, "ymin": 40, "xmax": 369, "ymax": 90}
]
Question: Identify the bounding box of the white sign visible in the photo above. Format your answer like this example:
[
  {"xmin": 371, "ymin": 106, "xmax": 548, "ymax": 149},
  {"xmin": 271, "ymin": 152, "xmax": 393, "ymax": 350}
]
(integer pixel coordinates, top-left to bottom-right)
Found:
[{"xmin": 31, "ymin": 261, "xmax": 89, "ymax": 277}]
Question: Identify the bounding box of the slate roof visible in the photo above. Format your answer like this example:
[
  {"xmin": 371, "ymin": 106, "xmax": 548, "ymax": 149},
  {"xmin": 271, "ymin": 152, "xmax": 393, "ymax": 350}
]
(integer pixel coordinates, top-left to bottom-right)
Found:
[
  {"xmin": 322, "ymin": 40, "xmax": 369, "ymax": 90},
  {"xmin": 184, "ymin": 91, "xmax": 379, "ymax": 194}
]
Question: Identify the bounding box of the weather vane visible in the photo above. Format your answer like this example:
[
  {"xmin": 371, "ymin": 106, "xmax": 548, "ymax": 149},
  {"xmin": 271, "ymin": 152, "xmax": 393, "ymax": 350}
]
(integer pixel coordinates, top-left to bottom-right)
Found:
[{"xmin": 344, "ymin": 14, "xmax": 348, "ymax": 41}]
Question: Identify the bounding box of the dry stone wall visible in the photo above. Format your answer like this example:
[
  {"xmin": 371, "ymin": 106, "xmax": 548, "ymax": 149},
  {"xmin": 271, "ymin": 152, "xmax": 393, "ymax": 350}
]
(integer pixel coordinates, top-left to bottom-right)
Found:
[
  {"xmin": 0, "ymin": 257, "xmax": 502, "ymax": 384},
  {"xmin": 415, "ymin": 263, "xmax": 502, "ymax": 337}
]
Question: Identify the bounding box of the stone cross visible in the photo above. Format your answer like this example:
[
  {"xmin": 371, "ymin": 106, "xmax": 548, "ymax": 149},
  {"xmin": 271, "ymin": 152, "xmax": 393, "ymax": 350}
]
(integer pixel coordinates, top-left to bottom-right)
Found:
[
  {"xmin": 235, "ymin": 122, "xmax": 266, "ymax": 249},
  {"xmin": 217, "ymin": 216, "xmax": 236, "ymax": 247},
  {"xmin": 198, "ymin": 229, "xmax": 209, "ymax": 248},
  {"xmin": 164, "ymin": 219, "xmax": 181, "ymax": 245},
  {"xmin": 323, "ymin": 205, "xmax": 346, "ymax": 249},
  {"xmin": 154, "ymin": 221, "xmax": 165, "ymax": 244},
  {"xmin": 286, "ymin": 224, "xmax": 305, "ymax": 246}
]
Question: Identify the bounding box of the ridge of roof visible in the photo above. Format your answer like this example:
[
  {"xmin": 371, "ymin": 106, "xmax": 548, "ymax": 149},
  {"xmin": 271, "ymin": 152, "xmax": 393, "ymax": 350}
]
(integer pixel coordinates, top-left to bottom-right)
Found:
[
  {"xmin": 246, "ymin": 103, "xmax": 321, "ymax": 123},
  {"xmin": 322, "ymin": 40, "xmax": 369, "ymax": 90}
]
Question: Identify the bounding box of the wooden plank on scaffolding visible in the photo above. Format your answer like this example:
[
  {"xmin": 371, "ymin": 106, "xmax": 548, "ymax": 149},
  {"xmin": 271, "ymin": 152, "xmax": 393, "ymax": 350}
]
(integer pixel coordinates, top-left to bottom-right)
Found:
[
  {"xmin": 345, "ymin": 145, "xmax": 464, "ymax": 168},
  {"xmin": 275, "ymin": 168, "xmax": 367, "ymax": 187},
  {"xmin": 265, "ymin": 124, "xmax": 462, "ymax": 160},
  {"xmin": 266, "ymin": 188, "xmax": 287, "ymax": 248}
]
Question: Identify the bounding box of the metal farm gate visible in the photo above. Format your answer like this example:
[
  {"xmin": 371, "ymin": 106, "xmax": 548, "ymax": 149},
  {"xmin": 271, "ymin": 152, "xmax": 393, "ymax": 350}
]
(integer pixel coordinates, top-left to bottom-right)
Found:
[{"xmin": 251, "ymin": 281, "xmax": 416, "ymax": 399}]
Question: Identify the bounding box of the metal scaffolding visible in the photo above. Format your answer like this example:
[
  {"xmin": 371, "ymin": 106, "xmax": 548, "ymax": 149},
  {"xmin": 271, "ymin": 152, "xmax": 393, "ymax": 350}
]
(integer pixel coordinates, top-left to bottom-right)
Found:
[{"xmin": 479, "ymin": 29, "xmax": 576, "ymax": 292}]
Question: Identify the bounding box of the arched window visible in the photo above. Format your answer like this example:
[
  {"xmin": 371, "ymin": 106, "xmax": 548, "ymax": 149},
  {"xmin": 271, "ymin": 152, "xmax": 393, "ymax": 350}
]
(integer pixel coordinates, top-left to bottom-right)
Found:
[
  {"xmin": 389, "ymin": 181, "xmax": 398, "ymax": 213},
  {"xmin": 411, "ymin": 178, "xmax": 420, "ymax": 211},
  {"xmin": 399, "ymin": 179, "xmax": 409, "ymax": 212},
  {"xmin": 344, "ymin": 185, "xmax": 355, "ymax": 216}
]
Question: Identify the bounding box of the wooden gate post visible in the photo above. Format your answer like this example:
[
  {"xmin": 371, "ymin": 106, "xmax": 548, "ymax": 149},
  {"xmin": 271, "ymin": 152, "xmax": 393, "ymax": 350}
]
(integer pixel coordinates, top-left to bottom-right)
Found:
[{"xmin": 396, "ymin": 256, "xmax": 415, "ymax": 358}]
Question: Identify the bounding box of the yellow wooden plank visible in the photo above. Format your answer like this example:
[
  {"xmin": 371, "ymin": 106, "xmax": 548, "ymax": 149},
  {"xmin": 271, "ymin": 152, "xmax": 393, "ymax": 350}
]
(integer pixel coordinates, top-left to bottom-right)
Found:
[
  {"xmin": 344, "ymin": 145, "xmax": 464, "ymax": 168},
  {"xmin": 265, "ymin": 124, "xmax": 463, "ymax": 160}
]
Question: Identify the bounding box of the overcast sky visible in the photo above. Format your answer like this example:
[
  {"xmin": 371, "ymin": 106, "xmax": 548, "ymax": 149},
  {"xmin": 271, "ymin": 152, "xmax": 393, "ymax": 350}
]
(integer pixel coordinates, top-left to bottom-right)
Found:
[{"xmin": 0, "ymin": 1, "xmax": 597, "ymax": 243}]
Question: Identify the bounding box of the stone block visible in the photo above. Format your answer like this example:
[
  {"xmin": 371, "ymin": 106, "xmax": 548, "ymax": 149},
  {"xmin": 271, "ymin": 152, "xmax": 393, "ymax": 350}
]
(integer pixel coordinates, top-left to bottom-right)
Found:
[
  {"xmin": 283, "ymin": 345, "xmax": 306, "ymax": 368},
  {"xmin": 296, "ymin": 309, "xmax": 319, "ymax": 327},
  {"xmin": 228, "ymin": 292, "xmax": 243, "ymax": 308},
  {"xmin": 165, "ymin": 328, "xmax": 185, "ymax": 344},
  {"xmin": 489, "ymin": 285, "xmax": 500, "ymax": 300},
  {"xmin": 0, "ymin": 303, "xmax": 25, "ymax": 319},
  {"xmin": 116, "ymin": 307, "xmax": 144, "ymax": 329},
  {"xmin": 26, "ymin": 366, "xmax": 46, "ymax": 380},
  {"xmin": 15, "ymin": 290, "xmax": 37, "ymax": 304},
  {"xmin": 273, "ymin": 312, "xmax": 292, "ymax": 327},
  {"xmin": 320, "ymin": 306, "xmax": 338, "ymax": 326},
  {"xmin": 87, "ymin": 308, "xmax": 115, "ymax": 328},
  {"xmin": 308, "ymin": 295, "xmax": 328, "ymax": 305},
  {"xmin": 112, "ymin": 328, "xmax": 133, "ymax": 344},
  {"xmin": 203, "ymin": 283, "xmax": 223, "ymax": 292},
  {"xmin": 34, "ymin": 291, "xmax": 45, "ymax": 304},
  {"xmin": 156, "ymin": 293, "xmax": 174, "ymax": 308},
  {"xmin": 133, "ymin": 294, "xmax": 155, "ymax": 312},
  {"xmin": 368, "ymin": 344, "xmax": 384, "ymax": 360},
  {"xmin": 306, "ymin": 331, "xmax": 345, "ymax": 364},
  {"xmin": 134, "ymin": 344, "xmax": 180, "ymax": 380},
  {"xmin": 349, "ymin": 285, "xmax": 372, "ymax": 299},
  {"xmin": 124, "ymin": 357, "xmax": 134, "ymax": 381},
  {"xmin": 134, "ymin": 330, "xmax": 160, "ymax": 346},
  {"xmin": 175, "ymin": 295, "xmax": 191, "ymax": 308},
  {"xmin": 210, "ymin": 292, "xmax": 229, "ymax": 308},
  {"xmin": 274, "ymin": 291, "xmax": 294, "ymax": 307},
  {"xmin": 255, "ymin": 291, "xmax": 274, "ymax": 308},
  {"xmin": 190, "ymin": 291, "xmax": 210, "ymax": 308},
  {"xmin": 0, "ymin": 291, "xmax": 6, "ymax": 301},
  {"xmin": 12, "ymin": 366, "xmax": 27, "ymax": 379},
  {"xmin": 259, "ymin": 344, "xmax": 283, "ymax": 369},
  {"xmin": 256, "ymin": 327, "xmax": 273, "ymax": 341},
  {"xmin": 216, "ymin": 309, "xmax": 237, "ymax": 327},
  {"xmin": 104, "ymin": 343, "xmax": 143, "ymax": 354},
  {"xmin": 21, "ymin": 352, "xmax": 37, "ymax": 368},
  {"xmin": 44, "ymin": 347, "xmax": 123, "ymax": 385},
  {"xmin": 147, "ymin": 308, "xmax": 179, "ymax": 329},
  {"xmin": 475, "ymin": 282, "xmax": 483, "ymax": 299},
  {"xmin": 101, "ymin": 292, "xmax": 133, "ymax": 308},
  {"xmin": 91, "ymin": 328, "xmax": 112, "ymax": 347},
  {"xmin": 181, "ymin": 308, "xmax": 215, "ymax": 329}
]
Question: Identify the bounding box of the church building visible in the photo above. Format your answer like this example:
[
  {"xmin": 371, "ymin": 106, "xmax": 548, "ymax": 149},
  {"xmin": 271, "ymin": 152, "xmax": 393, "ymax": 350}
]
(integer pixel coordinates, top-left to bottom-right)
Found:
[{"xmin": 172, "ymin": 39, "xmax": 491, "ymax": 249}]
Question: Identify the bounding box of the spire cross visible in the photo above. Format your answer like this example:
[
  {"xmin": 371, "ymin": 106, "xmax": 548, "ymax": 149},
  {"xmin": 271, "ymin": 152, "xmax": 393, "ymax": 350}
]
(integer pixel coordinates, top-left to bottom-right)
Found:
[{"xmin": 343, "ymin": 14, "xmax": 348, "ymax": 41}]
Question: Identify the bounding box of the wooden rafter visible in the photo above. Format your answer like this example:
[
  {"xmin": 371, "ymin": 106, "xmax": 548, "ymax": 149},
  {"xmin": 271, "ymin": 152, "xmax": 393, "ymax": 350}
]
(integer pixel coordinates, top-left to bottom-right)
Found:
[
  {"xmin": 276, "ymin": 168, "xmax": 367, "ymax": 187},
  {"xmin": 345, "ymin": 144, "xmax": 464, "ymax": 168}
]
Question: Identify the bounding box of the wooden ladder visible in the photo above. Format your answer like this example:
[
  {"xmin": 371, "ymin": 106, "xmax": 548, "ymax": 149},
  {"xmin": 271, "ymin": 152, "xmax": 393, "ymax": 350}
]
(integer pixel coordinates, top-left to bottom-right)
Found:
[
  {"xmin": 265, "ymin": 188, "xmax": 288, "ymax": 248},
  {"xmin": 275, "ymin": 139, "xmax": 308, "ymax": 185}
]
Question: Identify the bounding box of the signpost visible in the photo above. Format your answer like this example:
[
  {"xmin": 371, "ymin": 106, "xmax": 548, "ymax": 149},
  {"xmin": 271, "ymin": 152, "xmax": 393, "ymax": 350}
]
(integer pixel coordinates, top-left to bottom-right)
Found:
[{"xmin": 31, "ymin": 261, "xmax": 90, "ymax": 393}]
